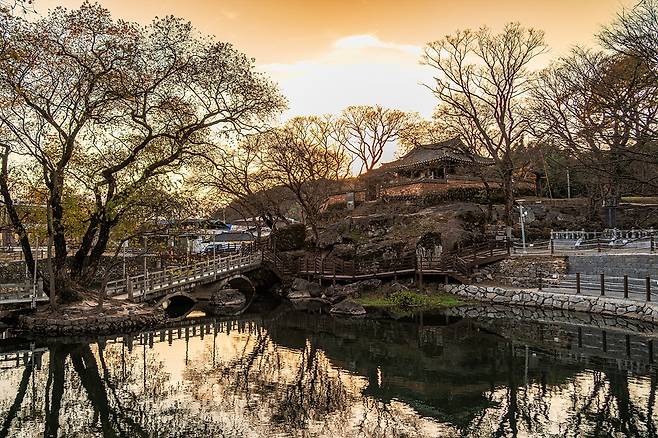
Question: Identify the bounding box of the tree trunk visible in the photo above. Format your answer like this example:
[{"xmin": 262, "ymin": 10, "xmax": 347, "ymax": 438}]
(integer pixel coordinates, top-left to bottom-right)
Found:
[
  {"xmin": 0, "ymin": 149, "xmax": 35, "ymax": 279},
  {"xmin": 501, "ymin": 169, "xmax": 515, "ymax": 238},
  {"xmin": 46, "ymin": 204, "xmax": 57, "ymax": 310}
]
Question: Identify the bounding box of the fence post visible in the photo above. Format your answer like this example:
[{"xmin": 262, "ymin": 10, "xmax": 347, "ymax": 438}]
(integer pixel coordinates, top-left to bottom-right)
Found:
[
  {"xmin": 550, "ymin": 239, "xmax": 555, "ymax": 255},
  {"xmin": 127, "ymin": 278, "xmax": 134, "ymax": 301},
  {"xmin": 647, "ymin": 276, "xmax": 652, "ymax": 302},
  {"xmin": 652, "ymin": 235, "xmax": 655, "ymax": 253},
  {"xmin": 576, "ymin": 272, "xmax": 581, "ymax": 294},
  {"xmin": 600, "ymin": 273, "xmax": 605, "ymax": 296},
  {"xmin": 597, "ymin": 241, "xmax": 601, "ymax": 253},
  {"xmin": 624, "ymin": 275, "xmax": 629, "ymax": 299}
]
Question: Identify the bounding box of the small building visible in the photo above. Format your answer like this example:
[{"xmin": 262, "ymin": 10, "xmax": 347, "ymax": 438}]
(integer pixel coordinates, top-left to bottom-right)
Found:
[{"xmin": 372, "ymin": 137, "xmax": 495, "ymax": 199}]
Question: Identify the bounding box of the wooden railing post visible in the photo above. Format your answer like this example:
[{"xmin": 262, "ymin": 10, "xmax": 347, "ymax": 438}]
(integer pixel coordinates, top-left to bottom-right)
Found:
[
  {"xmin": 647, "ymin": 276, "xmax": 652, "ymax": 302},
  {"xmin": 652, "ymin": 235, "xmax": 656, "ymax": 253},
  {"xmin": 576, "ymin": 273, "xmax": 581, "ymax": 294},
  {"xmin": 624, "ymin": 275, "xmax": 629, "ymax": 299},
  {"xmin": 127, "ymin": 278, "xmax": 134, "ymax": 301},
  {"xmin": 600, "ymin": 273, "xmax": 605, "ymax": 296}
]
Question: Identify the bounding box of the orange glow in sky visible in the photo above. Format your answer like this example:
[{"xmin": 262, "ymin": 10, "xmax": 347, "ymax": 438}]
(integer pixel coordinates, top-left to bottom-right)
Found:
[{"xmin": 38, "ymin": 0, "xmax": 634, "ymax": 118}]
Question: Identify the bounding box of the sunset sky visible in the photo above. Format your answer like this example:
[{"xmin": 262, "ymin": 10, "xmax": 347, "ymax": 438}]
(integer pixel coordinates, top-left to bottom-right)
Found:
[{"xmin": 39, "ymin": 0, "xmax": 634, "ymax": 119}]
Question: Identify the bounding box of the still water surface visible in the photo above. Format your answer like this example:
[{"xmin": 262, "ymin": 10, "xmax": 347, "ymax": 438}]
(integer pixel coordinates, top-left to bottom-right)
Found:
[{"xmin": 1, "ymin": 303, "xmax": 658, "ymax": 437}]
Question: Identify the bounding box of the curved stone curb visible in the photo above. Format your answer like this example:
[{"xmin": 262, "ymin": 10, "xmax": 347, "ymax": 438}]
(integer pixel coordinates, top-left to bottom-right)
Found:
[{"xmin": 446, "ymin": 284, "xmax": 658, "ymax": 324}]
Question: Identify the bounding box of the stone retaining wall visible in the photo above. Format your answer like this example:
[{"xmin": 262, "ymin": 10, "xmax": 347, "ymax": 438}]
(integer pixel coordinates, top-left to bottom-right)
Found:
[
  {"xmin": 446, "ymin": 284, "xmax": 658, "ymax": 324},
  {"xmin": 568, "ymin": 254, "xmax": 658, "ymax": 278},
  {"xmin": 472, "ymin": 256, "xmax": 567, "ymax": 287},
  {"xmin": 18, "ymin": 309, "xmax": 163, "ymax": 336}
]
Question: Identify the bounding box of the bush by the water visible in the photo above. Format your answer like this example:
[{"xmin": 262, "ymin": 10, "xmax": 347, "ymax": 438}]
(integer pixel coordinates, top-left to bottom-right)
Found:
[{"xmin": 387, "ymin": 290, "xmax": 428, "ymax": 308}]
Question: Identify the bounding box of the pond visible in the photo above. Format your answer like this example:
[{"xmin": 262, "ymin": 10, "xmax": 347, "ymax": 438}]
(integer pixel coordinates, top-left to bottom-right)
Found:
[{"xmin": 1, "ymin": 302, "xmax": 658, "ymax": 437}]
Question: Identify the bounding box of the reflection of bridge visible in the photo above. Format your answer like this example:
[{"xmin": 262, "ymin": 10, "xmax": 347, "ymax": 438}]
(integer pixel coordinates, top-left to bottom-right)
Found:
[{"xmin": 0, "ymin": 345, "xmax": 46, "ymax": 370}]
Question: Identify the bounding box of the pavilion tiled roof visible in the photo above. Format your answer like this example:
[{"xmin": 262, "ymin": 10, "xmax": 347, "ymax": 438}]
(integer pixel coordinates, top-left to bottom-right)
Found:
[{"xmin": 380, "ymin": 137, "xmax": 494, "ymax": 171}]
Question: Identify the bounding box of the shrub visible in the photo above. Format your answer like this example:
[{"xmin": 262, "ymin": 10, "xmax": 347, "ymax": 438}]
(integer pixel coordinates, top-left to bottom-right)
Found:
[{"xmin": 387, "ymin": 290, "xmax": 428, "ymax": 308}]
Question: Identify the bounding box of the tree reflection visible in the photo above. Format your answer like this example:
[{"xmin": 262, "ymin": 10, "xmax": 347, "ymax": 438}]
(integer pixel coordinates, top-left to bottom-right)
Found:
[{"xmin": 1, "ymin": 315, "xmax": 658, "ymax": 437}]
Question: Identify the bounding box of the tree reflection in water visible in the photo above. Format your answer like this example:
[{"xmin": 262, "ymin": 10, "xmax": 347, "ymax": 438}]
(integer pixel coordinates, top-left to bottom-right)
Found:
[{"xmin": 0, "ymin": 309, "xmax": 658, "ymax": 437}]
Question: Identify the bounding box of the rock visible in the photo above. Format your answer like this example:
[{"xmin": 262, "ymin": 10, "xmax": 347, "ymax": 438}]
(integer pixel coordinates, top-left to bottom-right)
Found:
[
  {"xmin": 287, "ymin": 289, "xmax": 312, "ymax": 300},
  {"xmin": 212, "ymin": 288, "xmax": 247, "ymax": 307},
  {"xmin": 360, "ymin": 279, "xmax": 383, "ymax": 291},
  {"xmin": 330, "ymin": 299, "xmax": 366, "ymax": 316},
  {"xmin": 291, "ymin": 277, "xmax": 323, "ymax": 297},
  {"xmin": 388, "ymin": 282, "xmax": 410, "ymax": 294}
]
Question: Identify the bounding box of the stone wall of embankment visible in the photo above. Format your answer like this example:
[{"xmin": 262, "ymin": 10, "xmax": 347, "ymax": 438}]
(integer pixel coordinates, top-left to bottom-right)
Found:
[
  {"xmin": 446, "ymin": 284, "xmax": 658, "ymax": 324},
  {"xmin": 567, "ymin": 254, "xmax": 658, "ymax": 278}
]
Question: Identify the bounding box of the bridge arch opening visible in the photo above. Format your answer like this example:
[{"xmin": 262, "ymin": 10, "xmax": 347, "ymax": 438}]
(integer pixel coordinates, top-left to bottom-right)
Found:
[
  {"xmin": 161, "ymin": 294, "xmax": 197, "ymax": 319},
  {"xmin": 211, "ymin": 275, "xmax": 257, "ymax": 315}
]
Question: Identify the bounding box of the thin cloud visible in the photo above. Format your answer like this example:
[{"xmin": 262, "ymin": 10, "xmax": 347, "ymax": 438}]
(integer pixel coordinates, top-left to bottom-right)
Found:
[{"xmin": 333, "ymin": 34, "xmax": 422, "ymax": 56}]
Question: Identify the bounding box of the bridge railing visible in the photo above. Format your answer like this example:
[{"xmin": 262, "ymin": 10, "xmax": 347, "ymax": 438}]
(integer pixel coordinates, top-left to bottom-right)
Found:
[
  {"xmin": 0, "ymin": 279, "xmax": 46, "ymax": 305},
  {"xmin": 297, "ymin": 240, "xmax": 509, "ymax": 280},
  {"xmin": 106, "ymin": 251, "xmax": 262, "ymax": 299}
]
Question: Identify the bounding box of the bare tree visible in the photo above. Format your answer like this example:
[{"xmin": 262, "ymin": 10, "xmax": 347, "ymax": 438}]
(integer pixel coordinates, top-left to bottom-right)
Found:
[
  {"xmin": 335, "ymin": 105, "xmax": 411, "ymax": 174},
  {"xmin": 192, "ymin": 134, "xmax": 290, "ymax": 234},
  {"xmin": 600, "ymin": 0, "xmax": 658, "ymax": 71},
  {"xmin": 261, "ymin": 116, "xmax": 350, "ymax": 242},
  {"xmin": 422, "ymin": 23, "xmax": 547, "ymax": 232},
  {"xmin": 532, "ymin": 49, "xmax": 658, "ymax": 223}
]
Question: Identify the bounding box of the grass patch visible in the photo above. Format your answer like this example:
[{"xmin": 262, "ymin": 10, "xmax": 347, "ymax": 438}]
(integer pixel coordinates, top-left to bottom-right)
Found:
[
  {"xmin": 621, "ymin": 196, "xmax": 658, "ymax": 204},
  {"xmin": 355, "ymin": 289, "xmax": 463, "ymax": 310}
]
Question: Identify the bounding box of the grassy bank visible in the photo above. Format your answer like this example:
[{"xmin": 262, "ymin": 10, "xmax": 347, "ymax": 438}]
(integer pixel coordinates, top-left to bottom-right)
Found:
[{"xmin": 354, "ymin": 288, "xmax": 464, "ymax": 310}]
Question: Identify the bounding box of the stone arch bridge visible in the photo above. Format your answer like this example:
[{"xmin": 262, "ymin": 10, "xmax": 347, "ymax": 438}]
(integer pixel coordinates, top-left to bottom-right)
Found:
[{"xmin": 106, "ymin": 252, "xmax": 267, "ymax": 309}]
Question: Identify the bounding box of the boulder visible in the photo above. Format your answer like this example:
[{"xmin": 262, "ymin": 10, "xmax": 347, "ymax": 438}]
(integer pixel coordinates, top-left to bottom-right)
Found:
[
  {"xmin": 387, "ymin": 282, "xmax": 410, "ymax": 295},
  {"xmin": 290, "ymin": 277, "xmax": 323, "ymax": 298},
  {"xmin": 330, "ymin": 299, "xmax": 366, "ymax": 317},
  {"xmin": 211, "ymin": 288, "xmax": 246, "ymax": 307},
  {"xmin": 324, "ymin": 279, "xmax": 383, "ymax": 303}
]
